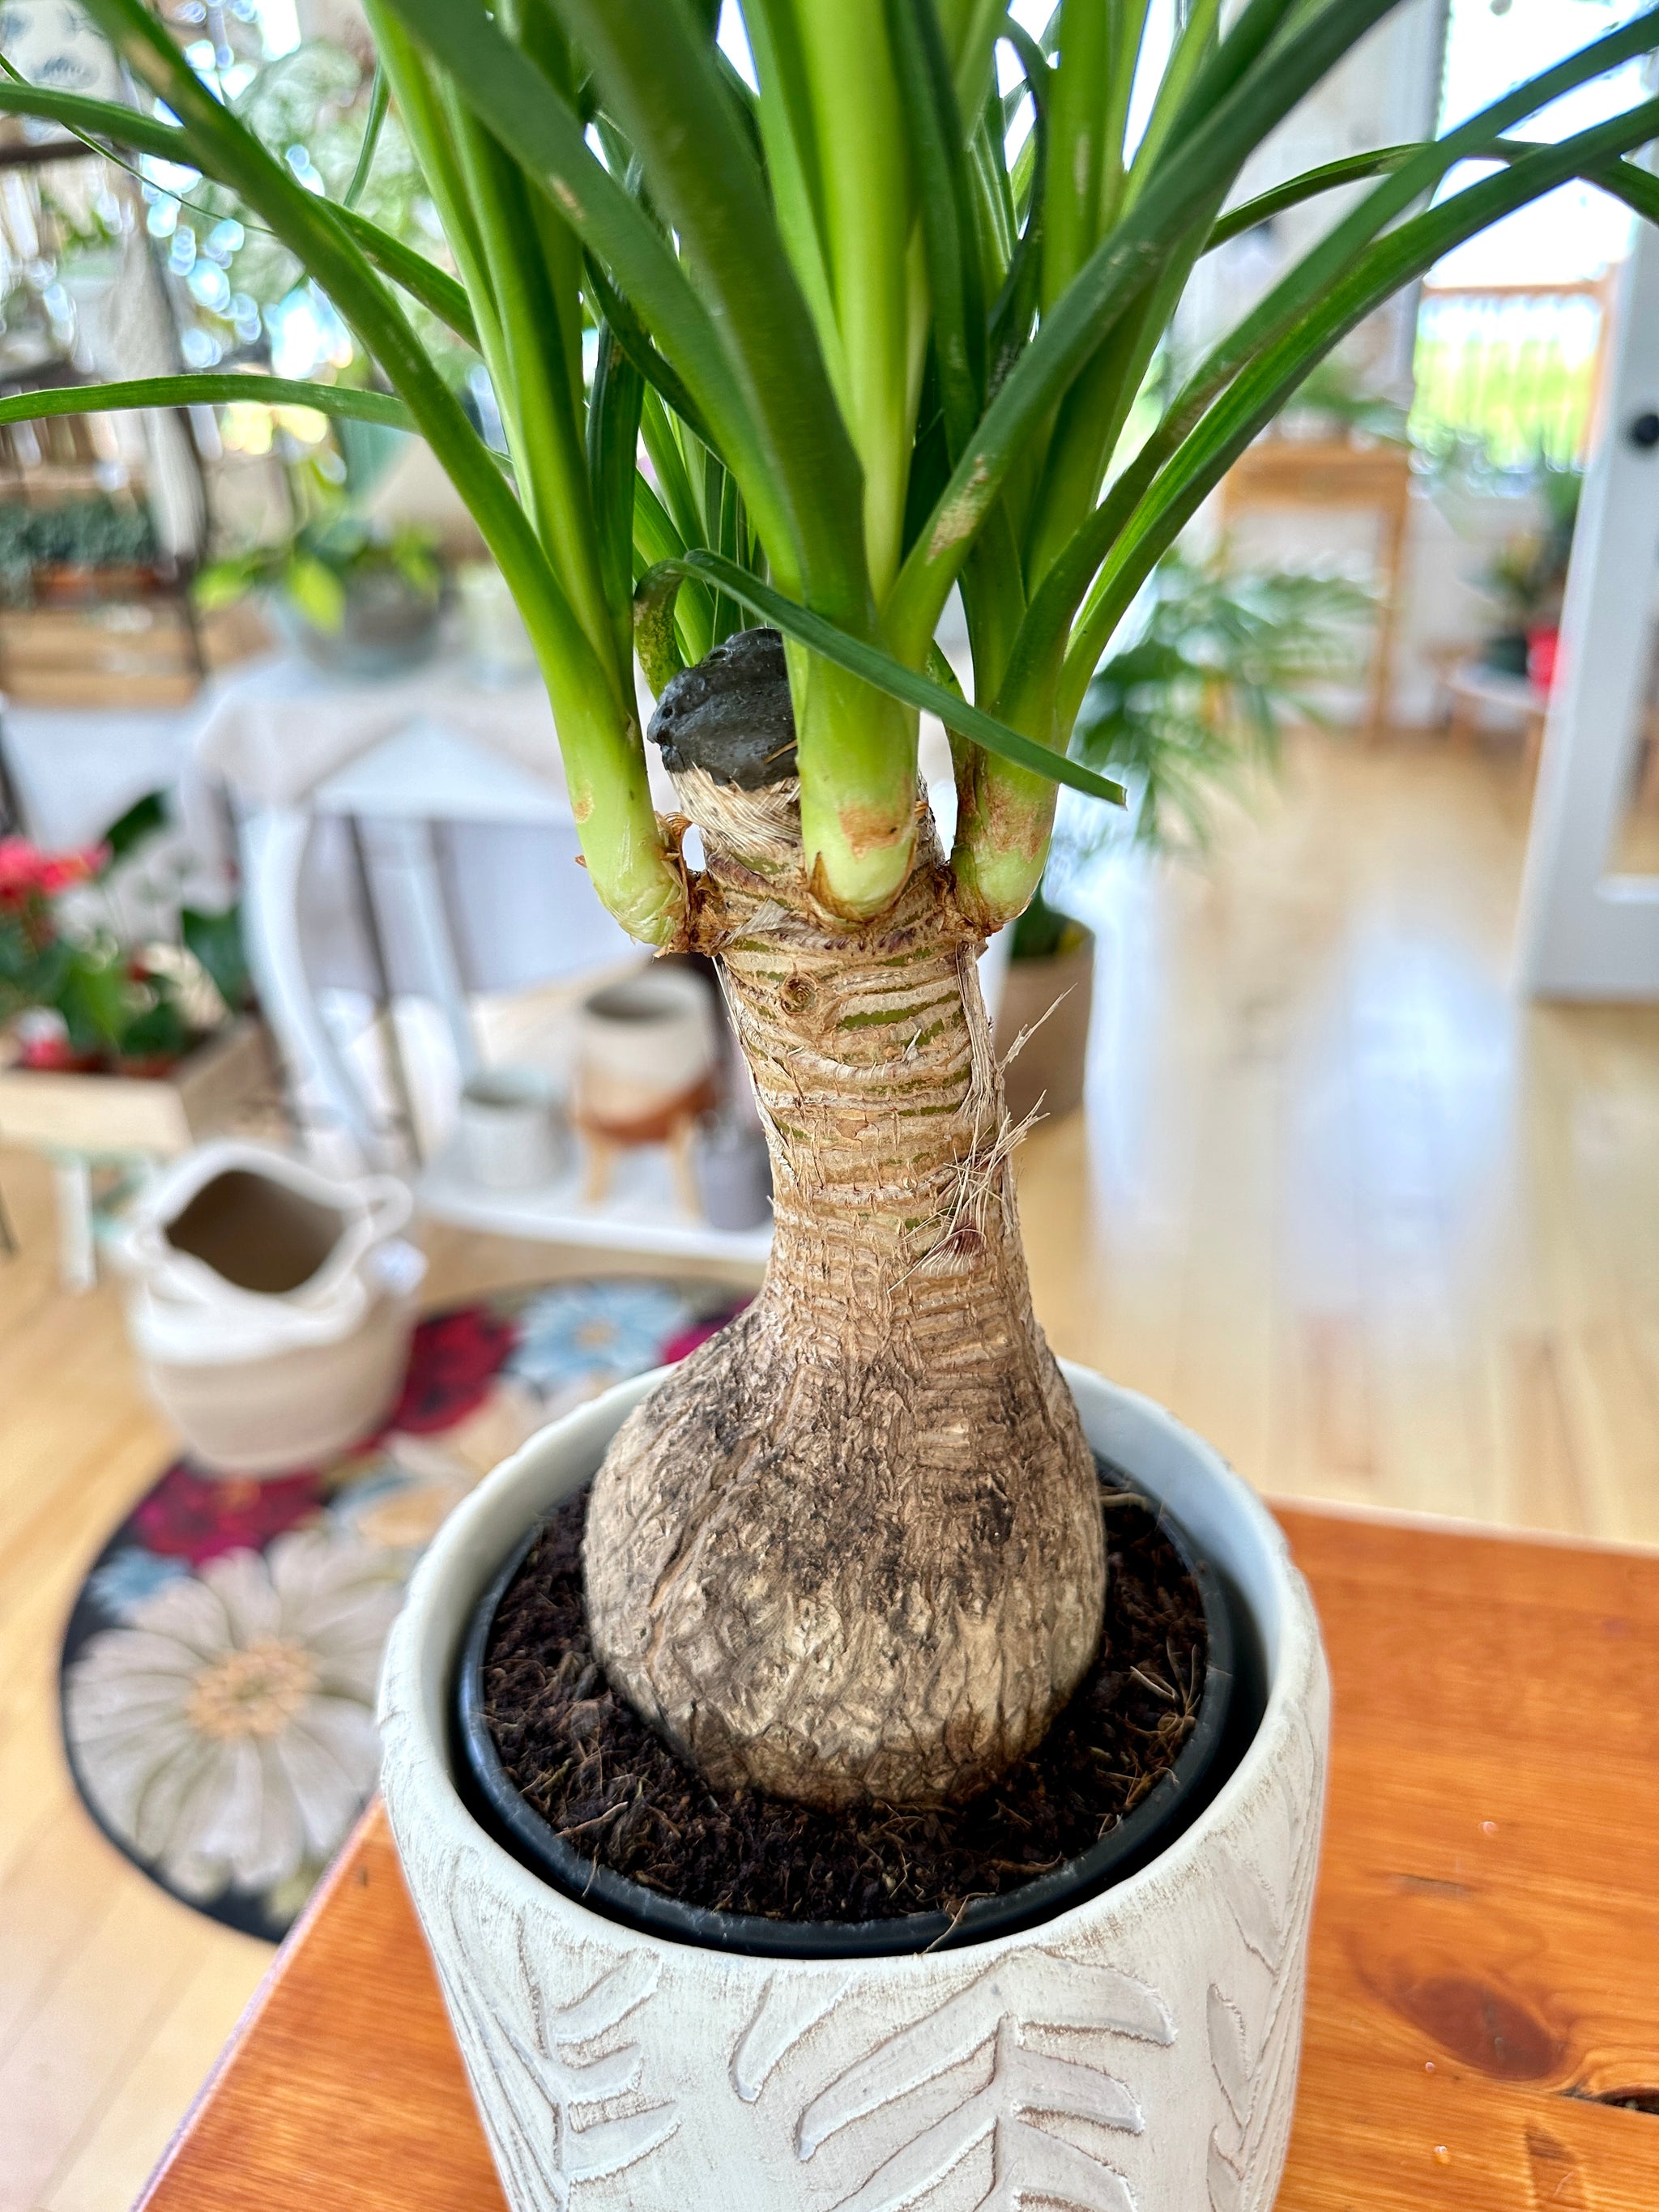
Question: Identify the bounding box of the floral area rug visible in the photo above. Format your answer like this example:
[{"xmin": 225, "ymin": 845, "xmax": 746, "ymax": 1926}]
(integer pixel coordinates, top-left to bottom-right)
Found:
[{"xmin": 59, "ymin": 1277, "xmax": 744, "ymax": 1941}]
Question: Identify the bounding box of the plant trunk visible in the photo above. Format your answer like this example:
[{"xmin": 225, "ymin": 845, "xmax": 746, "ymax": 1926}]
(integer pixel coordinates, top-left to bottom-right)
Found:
[{"xmin": 585, "ymin": 761, "xmax": 1105, "ymax": 1811}]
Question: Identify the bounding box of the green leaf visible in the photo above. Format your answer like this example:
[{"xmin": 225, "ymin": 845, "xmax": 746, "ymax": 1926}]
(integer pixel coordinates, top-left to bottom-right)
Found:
[
  {"xmin": 57, "ymin": 946, "xmax": 131, "ymax": 1053},
  {"xmin": 984, "ymin": 19, "xmax": 1049, "ymax": 397},
  {"xmin": 1010, "ymin": 9, "xmax": 1659, "ymax": 715},
  {"xmin": 639, "ymin": 551, "xmax": 1126, "ymax": 810},
  {"xmin": 344, "ymin": 62, "xmax": 390, "ymax": 210},
  {"xmin": 79, "ymin": 2, "xmax": 529, "ymax": 532},
  {"xmin": 886, "ymin": 0, "xmax": 984, "ymax": 459},
  {"xmin": 0, "ymin": 78, "xmax": 187, "ymax": 164},
  {"xmin": 0, "ymin": 73, "xmax": 508, "ymax": 358},
  {"xmin": 181, "ymin": 906, "xmax": 251, "ymax": 1016},
  {"xmin": 1162, "ymin": 0, "xmax": 1307, "ymax": 141},
  {"xmin": 1060, "ymin": 95, "xmax": 1659, "ymax": 718},
  {"xmin": 334, "ymin": 208, "xmax": 480, "ymax": 347},
  {"xmin": 0, "ymin": 377, "xmax": 417, "ymax": 435},
  {"xmin": 885, "ymin": 0, "xmax": 1406, "ymax": 655},
  {"xmin": 100, "ymin": 790, "xmax": 168, "ymax": 863},
  {"xmin": 1204, "ymin": 146, "xmax": 1418, "ymax": 253},
  {"xmin": 1583, "ymin": 150, "xmax": 1659, "ymax": 228},
  {"xmin": 632, "ymin": 562, "xmax": 685, "ymax": 694},
  {"xmin": 285, "ymin": 553, "xmax": 349, "ymax": 632},
  {"xmin": 194, "ymin": 552, "xmax": 264, "ymax": 612},
  {"xmin": 582, "ymin": 251, "xmax": 712, "ymax": 446},
  {"xmin": 373, "ymin": 0, "xmax": 822, "ymax": 598},
  {"xmin": 588, "ymin": 322, "xmax": 645, "ymax": 654},
  {"xmin": 535, "ymin": 0, "xmax": 870, "ymax": 613},
  {"xmin": 115, "ymin": 990, "xmax": 191, "ymax": 1063}
]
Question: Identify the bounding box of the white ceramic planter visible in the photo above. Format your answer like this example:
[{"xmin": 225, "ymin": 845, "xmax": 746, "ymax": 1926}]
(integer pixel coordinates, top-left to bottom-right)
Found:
[{"xmin": 380, "ymin": 1362, "xmax": 1328, "ymax": 2212}]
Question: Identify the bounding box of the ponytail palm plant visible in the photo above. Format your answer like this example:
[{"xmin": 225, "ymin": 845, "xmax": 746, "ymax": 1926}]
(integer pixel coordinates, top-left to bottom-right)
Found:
[{"xmin": 13, "ymin": 0, "xmax": 1657, "ymax": 1810}]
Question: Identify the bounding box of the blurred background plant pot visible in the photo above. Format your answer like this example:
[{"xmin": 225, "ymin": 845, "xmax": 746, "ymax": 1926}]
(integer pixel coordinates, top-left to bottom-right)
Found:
[
  {"xmin": 31, "ymin": 558, "xmax": 165, "ymax": 605},
  {"xmin": 111, "ymin": 1141, "xmax": 422, "ymax": 1474},
  {"xmin": 455, "ymin": 1065, "xmax": 568, "ymax": 1192},
  {"xmin": 996, "ymin": 915, "xmax": 1096, "ymax": 1127},
  {"xmin": 0, "ymin": 1016, "xmax": 274, "ymax": 1153},
  {"xmin": 689, "ymin": 1113, "xmax": 772, "ymax": 1232},
  {"xmin": 267, "ymin": 565, "xmax": 444, "ymax": 679},
  {"xmin": 196, "ymin": 471, "xmax": 446, "ymax": 682},
  {"xmin": 573, "ymin": 965, "xmax": 719, "ymax": 1204}
]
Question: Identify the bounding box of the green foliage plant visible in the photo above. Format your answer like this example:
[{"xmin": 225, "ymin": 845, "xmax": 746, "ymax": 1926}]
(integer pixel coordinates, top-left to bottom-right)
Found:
[
  {"xmin": 0, "ymin": 493, "xmax": 157, "ymax": 605},
  {"xmin": 0, "ymin": 1, "xmax": 1648, "ymax": 940},
  {"xmin": 0, "ymin": 791, "xmax": 253, "ymax": 1071},
  {"xmin": 1012, "ymin": 549, "xmax": 1370, "ymax": 957},
  {"xmin": 195, "ymin": 485, "xmax": 442, "ymax": 634},
  {"xmin": 2, "ymin": 0, "xmax": 1654, "ymax": 1810}
]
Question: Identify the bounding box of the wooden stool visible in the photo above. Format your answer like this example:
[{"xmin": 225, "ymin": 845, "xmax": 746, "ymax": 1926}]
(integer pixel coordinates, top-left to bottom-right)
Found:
[{"xmin": 575, "ymin": 1075, "xmax": 718, "ymax": 1216}]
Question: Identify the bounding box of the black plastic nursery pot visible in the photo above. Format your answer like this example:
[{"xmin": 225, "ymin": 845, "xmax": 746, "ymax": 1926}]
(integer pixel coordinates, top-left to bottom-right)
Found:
[{"xmin": 451, "ymin": 1463, "xmax": 1260, "ymax": 1962}]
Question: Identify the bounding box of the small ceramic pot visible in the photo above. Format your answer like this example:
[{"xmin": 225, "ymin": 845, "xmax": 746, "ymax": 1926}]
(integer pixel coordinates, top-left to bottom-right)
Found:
[
  {"xmin": 272, "ymin": 572, "xmax": 443, "ymax": 680},
  {"xmin": 689, "ymin": 1115, "xmax": 772, "ymax": 1231},
  {"xmin": 573, "ymin": 967, "xmax": 719, "ymax": 1141},
  {"xmin": 995, "ymin": 928, "xmax": 1096, "ymax": 1124},
  {"xmin": 456, "ymin": 1066, "xmax": 565, "ymax": 1191}
]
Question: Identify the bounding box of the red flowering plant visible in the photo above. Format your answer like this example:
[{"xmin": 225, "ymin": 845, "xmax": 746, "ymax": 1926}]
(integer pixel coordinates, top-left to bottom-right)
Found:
[
  {"xmin": 0, "ymin": 836, "xmax": 134, "ymax": 1068},
  {"xmin": 0, "ymin": 803, "xmax": 251, "ymax": 1073}
]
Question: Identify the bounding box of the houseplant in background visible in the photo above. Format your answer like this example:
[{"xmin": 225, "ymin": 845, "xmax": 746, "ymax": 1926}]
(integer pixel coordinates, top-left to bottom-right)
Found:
[
  {"xmin": 0, "ymin": 794, "xmax": 267, "ymax": 1153},
  {"xmin": 5, "ymin": 0, "xmax": 1657, "ymax": 2201},
  {"xmin": 1270, "ymin": 351, "xmax": 1410, "ymax": 447},
  {"xmin": 1475, "ymin": 451, "xmax": 1583, "ymax": 687},
  {"xmin": 0, "ymin": 490, "xmax": 161, "ymax": 607},
  {"xmin": 996, "ymin": 548, "xmax": 1368, "ymax": 1121},
  {"xmin": 194, "ymin": 459, "xmax": 446, "ymax": 675}
]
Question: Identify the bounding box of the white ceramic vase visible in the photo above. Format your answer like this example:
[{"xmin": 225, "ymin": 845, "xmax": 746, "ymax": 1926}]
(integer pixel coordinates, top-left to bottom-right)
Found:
[
  {"xmin": 113, "ymin": 1141, "xmax": 423, "ymax": 1475},
  {"xmin": 379, "ymin": 1362, "xmax": 1328, "ymax": 2212}
]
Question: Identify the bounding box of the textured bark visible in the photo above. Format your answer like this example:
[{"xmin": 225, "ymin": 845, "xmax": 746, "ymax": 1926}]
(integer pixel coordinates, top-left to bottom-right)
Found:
[{"xmin": 584, "ymin": 766, "xmax": 1105, "ymax": 1809}]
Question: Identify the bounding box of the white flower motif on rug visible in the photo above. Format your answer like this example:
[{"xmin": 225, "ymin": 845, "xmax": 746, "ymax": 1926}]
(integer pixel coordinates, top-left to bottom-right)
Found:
[{"xmin": 64, "ymin": 1528, "xmax": 403, "ymax": 1905}]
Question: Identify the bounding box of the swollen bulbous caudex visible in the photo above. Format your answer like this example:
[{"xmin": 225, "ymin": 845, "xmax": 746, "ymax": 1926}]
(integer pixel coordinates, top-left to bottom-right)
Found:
[{"xmin": 582, "ymin": 635, "xmax": 1106, "ymax": 1809}]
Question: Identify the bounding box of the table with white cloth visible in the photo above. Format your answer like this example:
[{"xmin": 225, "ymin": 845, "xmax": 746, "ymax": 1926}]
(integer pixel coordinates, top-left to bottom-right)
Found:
[{"xmin": 189, "ymin": 651, "xmax": 774, "ymax": 1265}]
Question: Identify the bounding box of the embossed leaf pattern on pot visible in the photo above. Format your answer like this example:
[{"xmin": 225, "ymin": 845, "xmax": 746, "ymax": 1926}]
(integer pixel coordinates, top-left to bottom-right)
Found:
[
  {"xmin": 432, "ymin": 1868, "xmax": 676, "ymax": 2208},
  {"xmin": 757, "ymin": 1952, "xmax": 1171, "ymax": 2212},
  {"xmin": 1207, "ymin": 1711, "xmax": 1324, "ymax": 2212},
  {"xmin": 730, "ymin": 1973, "xmax": 852, "ymax": 2105},
  {"xmin": 829, "ymin": 2015, "xmax": 1140, "ymax": 2212}
]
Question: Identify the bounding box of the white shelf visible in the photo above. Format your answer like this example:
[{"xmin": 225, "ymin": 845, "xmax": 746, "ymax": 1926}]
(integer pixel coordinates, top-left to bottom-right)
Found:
[{"xmin": 416, "ymin": 1139, "xmax": 772, "ymax": 1267}]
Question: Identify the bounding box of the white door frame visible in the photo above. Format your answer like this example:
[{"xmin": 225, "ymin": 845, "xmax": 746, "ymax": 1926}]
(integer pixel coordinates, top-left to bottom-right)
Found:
[{"xmin": 1515, "ymin": 219, "xmax": 1659, "ymax": 999}]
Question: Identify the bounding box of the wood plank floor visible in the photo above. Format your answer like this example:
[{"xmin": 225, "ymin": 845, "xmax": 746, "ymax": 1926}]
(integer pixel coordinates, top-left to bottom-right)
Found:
[
  {"xmin": 1021, "ymin": 733, "xmax": 1659, "ymax": 1540},
  {"xmin": 3, "ymin": 731, "xmax": 1657, "ymax": 2210}
]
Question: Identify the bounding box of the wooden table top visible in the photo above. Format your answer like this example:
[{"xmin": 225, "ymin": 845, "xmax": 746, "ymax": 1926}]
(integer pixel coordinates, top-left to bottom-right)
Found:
[{"xmin": 139, "ymin": 1503, "xmax": 1659, "ymax": 2212}]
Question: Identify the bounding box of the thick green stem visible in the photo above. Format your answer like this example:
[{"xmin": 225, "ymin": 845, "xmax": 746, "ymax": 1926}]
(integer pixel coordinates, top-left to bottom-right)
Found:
[
  {"xmin": 791, "ymin": 648, "xmax": 919, "ymax": 918},
  {"xmin": 1043, "ymin": 1, "xmax": 1110, "ymax": 313},
  {"xmin": 949, "ymin": 662, "xmax": 1064, "ymax": 931}
]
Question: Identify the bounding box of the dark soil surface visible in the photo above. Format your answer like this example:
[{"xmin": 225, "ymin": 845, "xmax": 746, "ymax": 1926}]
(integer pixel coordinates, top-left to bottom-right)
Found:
[{"xmin": 483, "ymin": 1470, "xmax": 1207, "ymax": 1925}]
